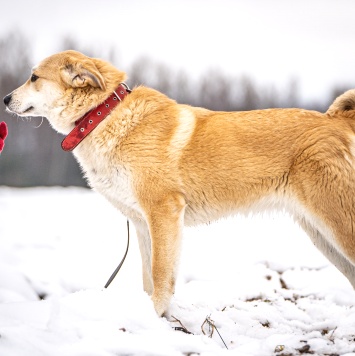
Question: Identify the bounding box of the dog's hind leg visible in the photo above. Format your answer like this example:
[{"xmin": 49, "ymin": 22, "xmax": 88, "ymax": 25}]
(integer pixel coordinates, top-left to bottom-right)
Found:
[
  {"xmin": 292, "ymin": 161, "xmax": 355, "ymax": 289},
  {"xmin": 140, "ymin": 192, "xmax": 186, "ymax": 316},
  {"xmin": 295, "ymin": 214, "xmax": 355, "ymax": 288}
]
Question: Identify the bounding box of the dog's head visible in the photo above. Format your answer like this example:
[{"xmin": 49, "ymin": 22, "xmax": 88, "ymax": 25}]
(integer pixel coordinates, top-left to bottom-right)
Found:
[{"xmin": 3, "ymin": 50, "xmax": 126, "ymax": 134}]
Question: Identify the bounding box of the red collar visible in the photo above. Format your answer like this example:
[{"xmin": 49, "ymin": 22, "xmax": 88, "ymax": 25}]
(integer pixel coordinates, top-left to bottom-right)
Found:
[{"xmin": 61, "ymin": 83, "xmax": 130, "ymax": 151}]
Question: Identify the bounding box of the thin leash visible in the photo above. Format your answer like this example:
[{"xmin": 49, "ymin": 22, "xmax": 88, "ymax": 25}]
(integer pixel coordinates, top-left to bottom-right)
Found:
[{"xmin": 104, "ymin": 219, "xmax": 130, "ymax": 288}]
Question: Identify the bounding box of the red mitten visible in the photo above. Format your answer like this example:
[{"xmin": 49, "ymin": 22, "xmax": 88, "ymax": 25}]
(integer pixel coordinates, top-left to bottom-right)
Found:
[{"xmin": 0, "ymin": 122, "xmax": 8, "ymax": 153}]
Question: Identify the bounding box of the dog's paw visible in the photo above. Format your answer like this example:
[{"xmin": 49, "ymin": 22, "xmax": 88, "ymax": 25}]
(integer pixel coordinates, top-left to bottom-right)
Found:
[{"xmin": 151, "ymin": 292, "xmax": 171, "ymax": 317}]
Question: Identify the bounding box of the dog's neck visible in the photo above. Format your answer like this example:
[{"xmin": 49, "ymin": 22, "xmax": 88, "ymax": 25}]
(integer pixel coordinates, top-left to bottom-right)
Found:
[{"xmin": 61, "ymin": 83, "xmax": 130, "ymax": 151}]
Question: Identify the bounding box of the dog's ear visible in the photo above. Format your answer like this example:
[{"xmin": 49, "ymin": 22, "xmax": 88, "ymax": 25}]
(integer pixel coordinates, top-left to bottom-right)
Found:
[{"xmin": 60, "ymin": 60, "xmax": 106, "ymax": 90}]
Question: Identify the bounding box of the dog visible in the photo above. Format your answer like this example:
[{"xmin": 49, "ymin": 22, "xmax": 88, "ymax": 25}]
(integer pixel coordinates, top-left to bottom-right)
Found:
[{"xmin": 4, "ymin": 50, "xmax": 355, "ymax": 315}]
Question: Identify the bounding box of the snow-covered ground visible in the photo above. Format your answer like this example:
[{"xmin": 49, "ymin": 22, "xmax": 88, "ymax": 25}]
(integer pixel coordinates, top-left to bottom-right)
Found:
[{"xmin": 0, "ymin": 186, "xmax": 354, "ymax": 356}]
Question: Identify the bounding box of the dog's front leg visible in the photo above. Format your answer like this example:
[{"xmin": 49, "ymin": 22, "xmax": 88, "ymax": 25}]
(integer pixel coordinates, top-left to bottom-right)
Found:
[
  {"xmin": 133, "ymin": 220, "xmax": 153, "ymax": 295},
  {"xmin": 142, "ymin": 192, "xmax": 186, "ymax": 316}
]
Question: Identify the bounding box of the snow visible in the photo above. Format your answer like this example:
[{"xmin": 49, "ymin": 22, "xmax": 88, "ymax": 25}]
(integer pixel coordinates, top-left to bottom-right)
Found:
[{"xmin": 0, "ymin": 186, "xmax": 354, "ymax": 356}]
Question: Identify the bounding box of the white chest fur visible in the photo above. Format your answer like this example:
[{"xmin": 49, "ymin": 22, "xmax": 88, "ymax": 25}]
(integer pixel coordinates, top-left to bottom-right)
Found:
[{"xmin": 75, "ymin": 150, "xmax": 142, "ymax": 219}]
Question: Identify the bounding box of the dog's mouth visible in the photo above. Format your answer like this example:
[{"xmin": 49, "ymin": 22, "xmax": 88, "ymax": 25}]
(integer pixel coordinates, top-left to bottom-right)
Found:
[
  {"xmin": 5, "ymin": 105, "xmax": 33, "ymax": 116},
  {"xmin": 23, "ymin": 106, "xmax": 34, "ymax": 114}
]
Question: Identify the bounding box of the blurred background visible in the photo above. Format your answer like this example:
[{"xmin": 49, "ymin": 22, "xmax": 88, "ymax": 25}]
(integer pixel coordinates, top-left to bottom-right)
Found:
[{"xmin": 1, "ymin": 0, "xmax": 355, "ymax": 187}]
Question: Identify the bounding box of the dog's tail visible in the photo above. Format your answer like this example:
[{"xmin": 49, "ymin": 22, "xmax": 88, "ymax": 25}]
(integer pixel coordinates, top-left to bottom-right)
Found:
[{"xmin": 327, "ymin": 89, "xmax": 355, "ymax": 115}]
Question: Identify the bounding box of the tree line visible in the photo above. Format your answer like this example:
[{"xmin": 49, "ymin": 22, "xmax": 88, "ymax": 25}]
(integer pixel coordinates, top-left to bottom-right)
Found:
[{"xmin": 0, "ymin": 32, "xmax": 348, "ymax": 187}]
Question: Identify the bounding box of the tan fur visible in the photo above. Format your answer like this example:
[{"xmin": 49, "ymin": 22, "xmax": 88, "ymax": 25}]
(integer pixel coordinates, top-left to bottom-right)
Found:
[{"xmin": 4, "ymin": 51, "xmax": 355, "ymax": 315}]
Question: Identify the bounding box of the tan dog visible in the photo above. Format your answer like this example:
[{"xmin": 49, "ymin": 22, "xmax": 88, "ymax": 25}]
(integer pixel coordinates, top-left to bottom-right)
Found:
[{"xmin": 4, "ymin": 50, "xmax": 355, "ymax": 315}]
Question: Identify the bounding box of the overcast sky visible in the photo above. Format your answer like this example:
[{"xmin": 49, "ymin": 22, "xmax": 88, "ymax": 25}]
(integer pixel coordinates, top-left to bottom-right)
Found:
[{"xmin": 2, "ymin": 0, "xmax": 355, "ymax": 104}]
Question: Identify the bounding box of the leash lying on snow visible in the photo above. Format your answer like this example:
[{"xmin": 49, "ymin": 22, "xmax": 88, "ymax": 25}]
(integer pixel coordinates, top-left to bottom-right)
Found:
[{"xmin": 104, "ymin": 219, "xmax": 130, "ymax": 288}]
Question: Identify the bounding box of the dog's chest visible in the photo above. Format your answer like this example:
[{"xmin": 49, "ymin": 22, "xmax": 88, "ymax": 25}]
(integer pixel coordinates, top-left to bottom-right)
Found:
[{"xmin": 78, "ymin": 153, "xmax": 142, "ymax": 217}]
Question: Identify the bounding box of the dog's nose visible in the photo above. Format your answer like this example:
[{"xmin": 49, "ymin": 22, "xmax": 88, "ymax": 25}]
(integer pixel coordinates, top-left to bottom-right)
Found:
[{"xmin": 3, "ymin": 94, "xmax": 12, "ymax": 106}]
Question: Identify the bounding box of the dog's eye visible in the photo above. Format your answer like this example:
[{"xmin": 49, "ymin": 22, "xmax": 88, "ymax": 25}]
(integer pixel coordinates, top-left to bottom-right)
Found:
[{"xmin": 31, "ymin": 74, "xmax": 39, "ymax": 83}]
